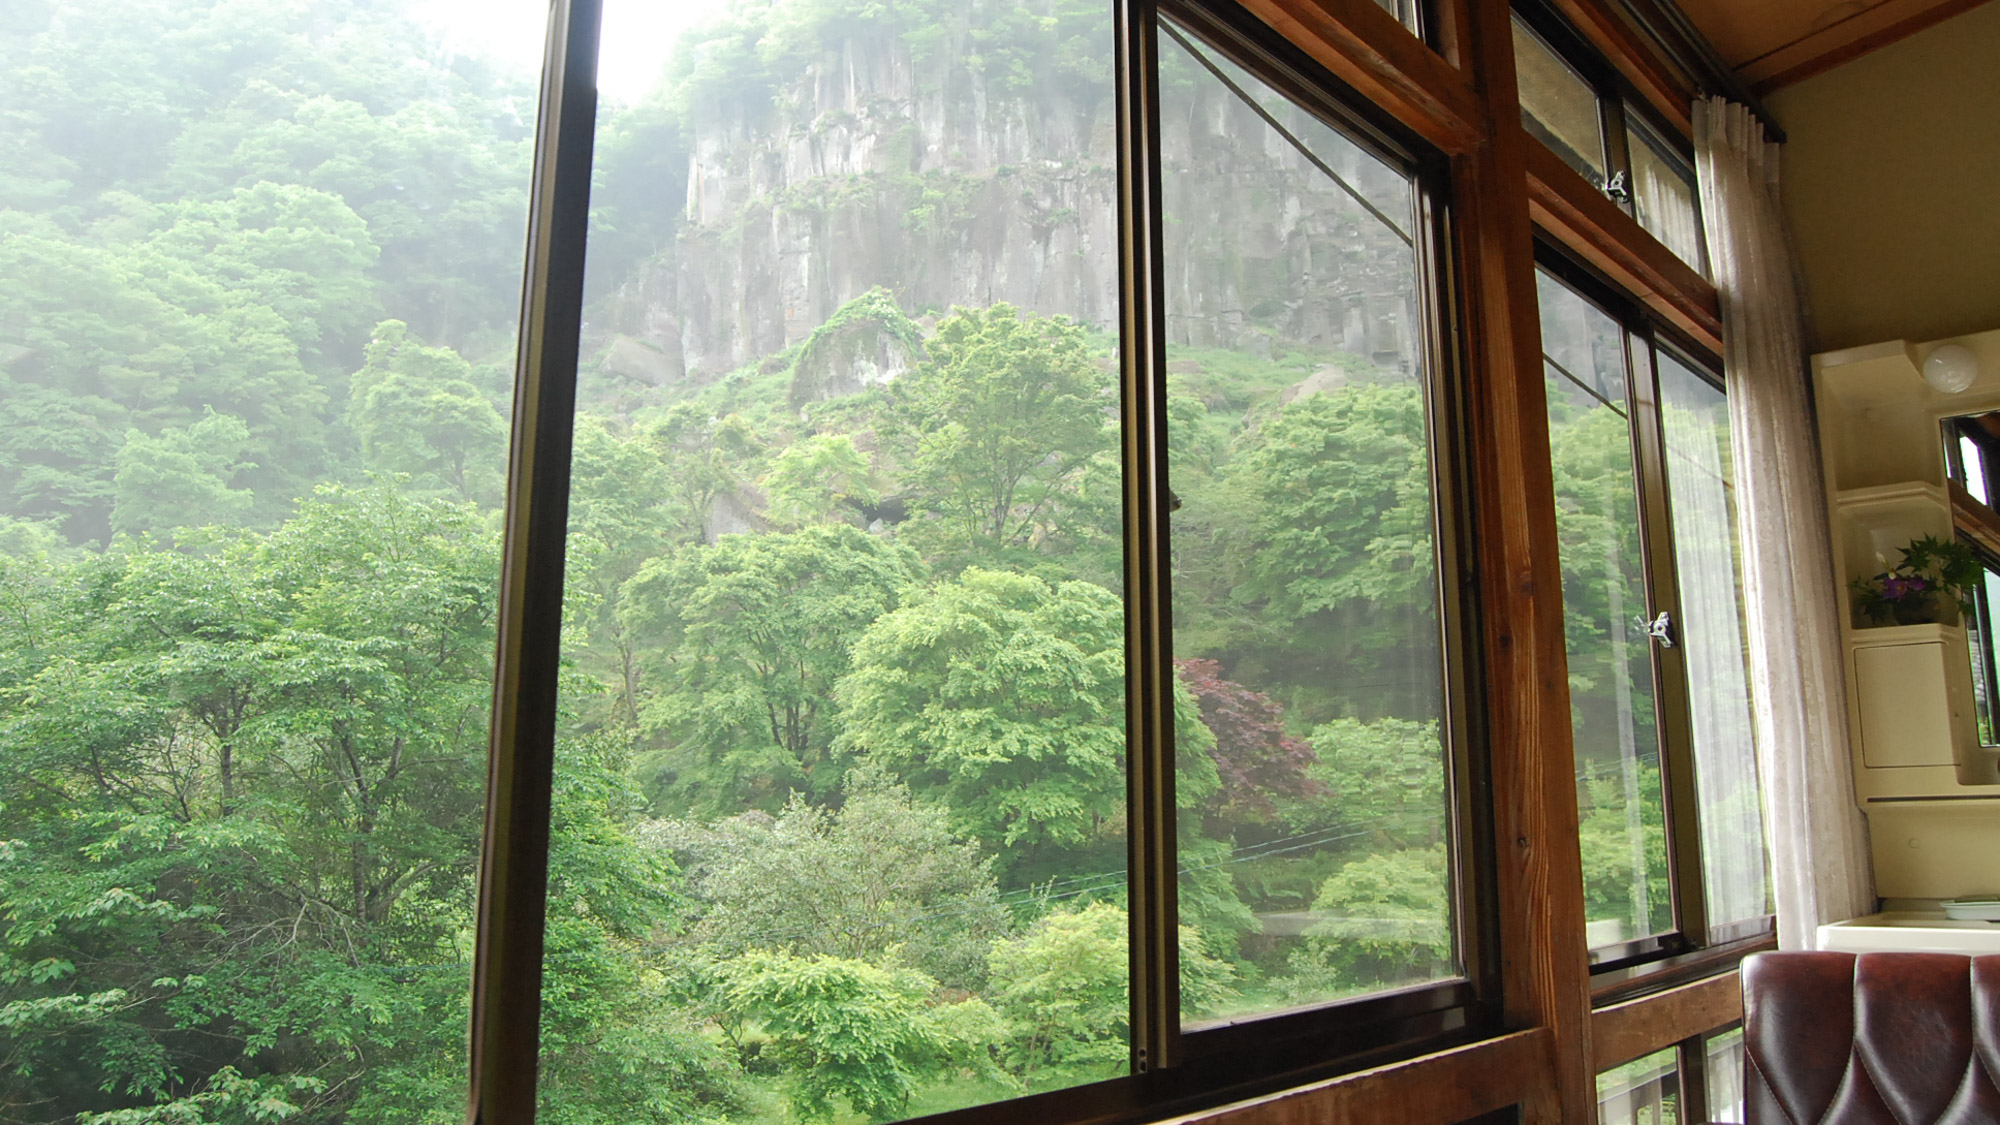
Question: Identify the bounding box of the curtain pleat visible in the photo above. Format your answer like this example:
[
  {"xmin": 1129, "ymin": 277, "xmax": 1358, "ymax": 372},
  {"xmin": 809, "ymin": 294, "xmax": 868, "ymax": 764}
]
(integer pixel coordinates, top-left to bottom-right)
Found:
[{"xmin": 1693, "ymin": 96, "xmax": 1875, "ymax": 947}]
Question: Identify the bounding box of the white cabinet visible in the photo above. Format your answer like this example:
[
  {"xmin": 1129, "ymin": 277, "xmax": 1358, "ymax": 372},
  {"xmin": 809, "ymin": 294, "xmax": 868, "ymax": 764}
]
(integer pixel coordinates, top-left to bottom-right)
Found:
[{"xmin": 1816, "ymin": 332, "xmax": 2000, "ymax": 899}]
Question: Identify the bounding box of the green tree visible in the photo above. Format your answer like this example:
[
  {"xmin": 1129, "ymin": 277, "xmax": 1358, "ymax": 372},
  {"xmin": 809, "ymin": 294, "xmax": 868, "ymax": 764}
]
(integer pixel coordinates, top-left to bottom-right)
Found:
[
  {"xmin": 110, "ymin": 411, "xmax": 257, "ymax": 536},
  {"xmin": 715, "ymin": 950, "xmax": 1003, "ymax": 1123},
  {"xmin": 760, "ymin": 433, "xmax": 880, "ymax": 531},
  {"xmin": 882, "ymin": 305, "xmax": 1113, "ymax": 557},
  {"xmin": 1576, "ymin": 762, "xmax": 1672, "ymax": 937},
  {"xmin": 986, "ymin": 902, "xmax": 1234, "ymax": 1084},
  {"xmin": 621, "ymin": 525, "xmax": 924, "ymax": 814},
  {"xmin": 1278, "ymin": 845, "xmax": 1452, "ymax": 1002},
  {"xmin": 347, "ymin": 320, "xmax": 506, "ymax": 503},
  {"xmin": 654, "ymin": 766, "xmax": 1010, "ymax": 991},
  {"xmin": 834, "ymin": 569, "xmax": 1127, "ymax": 884},
  {"xmin": 1177, "ymin": 384, "xmax": 1436, "ymax": 723},
  {"xmin": 141, "ymin": 182, "xmax": 381, "ymax": 373},
  {"xmin": 640, "ymin": 404, "xmax": 764, "ymax": 546},
  {"xmin": 564, "ymin": 418, "xmax": 680, "ymax": 726},
  {"xmin": 532, "ymin": 735, "xmax": 749, "ymax": 1125},
  {"xmin": 0, "ymin": 486, "xmax": 497, "ymax": 1120},
  {"xmin": 838, "ymin": 567, "xmax": 1226, "ymax": 888},
  {"xmin": 1299, "ymin": 718, "xmax": 1448, "ymax": 847},
  {"xmin": 0, "ymin": 216, "xmax": 324, "ymax": 541}
]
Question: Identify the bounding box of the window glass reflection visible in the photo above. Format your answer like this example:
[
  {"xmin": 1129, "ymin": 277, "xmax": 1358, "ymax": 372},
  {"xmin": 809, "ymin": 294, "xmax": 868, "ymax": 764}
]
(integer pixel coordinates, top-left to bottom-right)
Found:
[
  {"xmin": 1706, "ymin": 1027, "xmax": 1747, "ymax": 1124},
  {"xmin": 1536, "ymin": 271, "xmax": 1673, "ymax": 948},
  {"xmin": 560, "ymin": 0, "xmax": 1137, "ymax": 1117},
  {"xmin": 1597, "ymin": 1046, "xmax": 1681, "ymax": 1125},
  {"xmin": 1161, "ymin": 22, "xmax": 1456, "ymax": 1025},
  {"xmin": 1658, "ymin": 352, "xmax": 1771, "ymax": 928},
  {"xmin": 1513, "ymin": 16, "xmax": 1608, "ymax": 187},
  {"xmin": 1626, "ymin": 115, "xmax": 1707, "ymax": 273}
]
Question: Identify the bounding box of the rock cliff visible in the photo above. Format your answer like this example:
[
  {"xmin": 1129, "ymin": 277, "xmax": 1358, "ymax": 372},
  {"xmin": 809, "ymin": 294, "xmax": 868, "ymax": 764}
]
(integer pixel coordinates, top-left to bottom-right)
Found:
[{"xmin": 595, "ymin": 15, "xmax": 1420, "ymax": 391}]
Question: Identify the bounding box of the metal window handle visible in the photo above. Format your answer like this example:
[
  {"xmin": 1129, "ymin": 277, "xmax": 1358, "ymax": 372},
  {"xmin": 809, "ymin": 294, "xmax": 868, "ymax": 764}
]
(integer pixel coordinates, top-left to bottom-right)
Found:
[
  {"xmin": 1644, "ymin": 610, "xmax": 1676, "ymax": 649},
  {"xmin": 1605, "ymin": 169, "xmax": 1631, "ymax": 206}
]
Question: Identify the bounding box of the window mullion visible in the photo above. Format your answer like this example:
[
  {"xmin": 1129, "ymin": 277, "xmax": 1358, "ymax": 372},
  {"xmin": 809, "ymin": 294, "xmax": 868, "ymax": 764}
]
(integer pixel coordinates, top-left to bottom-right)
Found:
[
  {"xmin": 1624, "ymin": 331, "xmax": 1709, "ymax": 946},
  {"xmin": 468, "ymin": 0, "xmax": 601, "ymax": 1120},
  {"xmin": 1676, "ymin": 1034, "xmax": 1713, "ymax": 1125},
  {"xmin": 1116, "ymin": 0, "xmax": 1181, "ymax": 1076}
]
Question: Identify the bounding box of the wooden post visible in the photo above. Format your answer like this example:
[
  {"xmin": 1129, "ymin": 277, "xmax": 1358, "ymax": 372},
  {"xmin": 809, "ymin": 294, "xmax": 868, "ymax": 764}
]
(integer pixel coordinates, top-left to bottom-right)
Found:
[{"xmin": 1455, "ymin": 0, "xmax": 1596, "ymax": 1121}]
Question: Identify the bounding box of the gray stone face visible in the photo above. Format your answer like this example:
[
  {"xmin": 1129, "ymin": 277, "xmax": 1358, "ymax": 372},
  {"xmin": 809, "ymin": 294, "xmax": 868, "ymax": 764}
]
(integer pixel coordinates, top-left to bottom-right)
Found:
[
  {"xmin": 598, "ymin": 22, "xmax": 1420, "ymax": 388},
  {"xmin": 788, "ymin": 311, "xmax": 918, "ymax": 410}
]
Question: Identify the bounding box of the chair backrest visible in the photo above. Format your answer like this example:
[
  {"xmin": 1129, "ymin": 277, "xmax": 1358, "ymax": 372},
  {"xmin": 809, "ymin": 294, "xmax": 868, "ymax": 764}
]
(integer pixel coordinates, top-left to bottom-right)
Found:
[{"xmin": 1742, "ymin": 950, "xmax": 2000, "ymax": 1124}]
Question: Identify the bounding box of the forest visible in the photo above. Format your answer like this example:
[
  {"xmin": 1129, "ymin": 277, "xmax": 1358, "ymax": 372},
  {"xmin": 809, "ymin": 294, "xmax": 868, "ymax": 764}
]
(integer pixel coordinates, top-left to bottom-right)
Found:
[{"xmin": 0, "ymin": 0, "xmax": 1682, "ymax": 1122}]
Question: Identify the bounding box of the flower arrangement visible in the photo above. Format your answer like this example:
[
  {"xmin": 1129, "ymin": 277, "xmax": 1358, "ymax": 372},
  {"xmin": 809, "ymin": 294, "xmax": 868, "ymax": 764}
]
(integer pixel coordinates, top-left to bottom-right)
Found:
[{"xmin": 1851, "ymin": 533, "xmax": 1982, "ymax": 627}]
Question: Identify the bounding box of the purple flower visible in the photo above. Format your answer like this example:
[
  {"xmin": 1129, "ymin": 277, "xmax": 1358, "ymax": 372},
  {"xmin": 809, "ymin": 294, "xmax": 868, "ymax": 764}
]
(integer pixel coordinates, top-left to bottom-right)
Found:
[{"xmin": 1882, "ymin": 575, "xmax": 1932, "ymax": 601}]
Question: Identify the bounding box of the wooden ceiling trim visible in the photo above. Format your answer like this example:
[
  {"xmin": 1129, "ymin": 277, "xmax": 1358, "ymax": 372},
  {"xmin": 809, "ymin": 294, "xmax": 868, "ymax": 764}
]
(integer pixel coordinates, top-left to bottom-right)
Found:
[
  {"xmin": 1524, "ymin": 140, "xmax": 1725, "ymax": 354},
  {"xmin": 1739, "ymin": 0, "xmax": 1991, "ymax": 92},
  {"xmin": 1234, "ymin": 0, "xmax": 1490, "ymax": 154}
]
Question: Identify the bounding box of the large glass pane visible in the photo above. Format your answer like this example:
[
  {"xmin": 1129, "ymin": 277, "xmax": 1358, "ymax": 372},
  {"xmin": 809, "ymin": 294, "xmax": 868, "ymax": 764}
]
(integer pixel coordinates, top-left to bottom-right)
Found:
[
  {"xmin": 1705, "ymin": 1027, "xmax": 1747, "ymax": 1124},
  {"xmin": 1657, "ymin": 353, "xmax": 1771, "ymax": 928},
  {"xmin": 1536, "ymin": 271, "xmax": 1672, "ymax": 949},
  {"xmin": 1626, "ymin": 114, "xmax": 1706, "ymax": 274},
  {"xmin": 1161, "ymin": 22, "xmax": 1454, "ymax": 1024},
  {"xmin": 1513, "ymin": 16, "xmax": 1608, "ymax": 188},
  {"xmin": 556, "ymin": 1, "xmax": 1131, "ymax": 1117},
  {"xmin": 0, "ymin": 0, "xmax": 537, "ymax": 1118},
  {"xmin": 1597, "ymin": 1046, "xmax": 1682, "ymax": 1125}
]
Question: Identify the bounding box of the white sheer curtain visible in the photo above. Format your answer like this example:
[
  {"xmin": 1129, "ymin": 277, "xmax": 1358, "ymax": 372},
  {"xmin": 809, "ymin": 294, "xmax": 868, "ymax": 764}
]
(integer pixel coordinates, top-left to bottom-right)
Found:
[{"xmin": 1694, "ymin": 96, "xmax": 1874, "ymax": 947}]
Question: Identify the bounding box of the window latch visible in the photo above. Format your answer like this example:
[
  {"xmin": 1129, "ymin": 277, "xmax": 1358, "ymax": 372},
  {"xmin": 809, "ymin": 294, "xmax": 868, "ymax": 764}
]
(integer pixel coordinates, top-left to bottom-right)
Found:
[
  {"xmin": 1604, "ymin": 169, "xmax": 1631, "ymax": 206},
  {"xmin": 1643, "ymin": 610, "xmax": 1675, "ymax": 649}
]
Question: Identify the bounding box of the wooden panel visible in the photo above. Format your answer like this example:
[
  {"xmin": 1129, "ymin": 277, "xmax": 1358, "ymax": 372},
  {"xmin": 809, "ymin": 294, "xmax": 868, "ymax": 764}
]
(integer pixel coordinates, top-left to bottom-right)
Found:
[
  {"xmin": 1155, "ymin": 1030, "xmax": 1553, "ymax": 1125},
  {"xmin": 1525, "ymin": 139, "xmax": 1724, "ymax": 355},
  {"xmin": 1592, "ymin": 972, "xmax": 1743, "ymax": 1069},
  {"xmin": 1456, "ymin": 1, "xmax": 1595, "ymax": 1122},
  {"xmin": 1235, "ymin": 0, "xmax": 1489, "ymax": 155}
]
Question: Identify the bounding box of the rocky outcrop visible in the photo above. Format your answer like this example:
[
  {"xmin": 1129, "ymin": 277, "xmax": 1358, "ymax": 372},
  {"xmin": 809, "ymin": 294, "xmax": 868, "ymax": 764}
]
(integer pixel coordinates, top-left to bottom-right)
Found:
[
  {"xmin": 597, "ymin": 11, "xmax": 1420, "ymax": 388},
  {"xmin": 788, "ymin": 288, "xmax": 923, "ymax": 410}
]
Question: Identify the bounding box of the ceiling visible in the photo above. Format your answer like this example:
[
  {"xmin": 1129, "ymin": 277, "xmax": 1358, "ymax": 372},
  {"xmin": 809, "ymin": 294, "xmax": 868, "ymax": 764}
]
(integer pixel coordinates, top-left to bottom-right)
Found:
[{"xmin": 1672, "ymin": 0, "xmax": 1990, "ymax": 91}]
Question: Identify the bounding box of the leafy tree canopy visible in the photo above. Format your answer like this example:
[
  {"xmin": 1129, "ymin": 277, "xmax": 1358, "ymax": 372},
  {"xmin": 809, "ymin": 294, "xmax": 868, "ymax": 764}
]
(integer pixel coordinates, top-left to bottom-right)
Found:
[{"xmin": 623, "ymin": 525, "xmax": 925, "ymax": 814}]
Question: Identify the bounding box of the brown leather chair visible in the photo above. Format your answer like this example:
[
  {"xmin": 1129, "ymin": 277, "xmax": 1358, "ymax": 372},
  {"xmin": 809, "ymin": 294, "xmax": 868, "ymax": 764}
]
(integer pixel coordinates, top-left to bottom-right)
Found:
[{"xmin": 1741, "ymin": 950, "xmax": 2000, "ymax": 1124}]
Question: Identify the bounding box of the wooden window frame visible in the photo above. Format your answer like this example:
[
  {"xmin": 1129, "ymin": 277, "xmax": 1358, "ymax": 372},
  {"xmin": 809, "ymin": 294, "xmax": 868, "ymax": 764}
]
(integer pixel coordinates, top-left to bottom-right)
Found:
[
  {"xmin": 1513, "ymin": 2, "xmax": 1712, "ymax": 282},
  {"xmin": 465, "ymin": 0, "xmax": 1773, "ymax": 1123}
]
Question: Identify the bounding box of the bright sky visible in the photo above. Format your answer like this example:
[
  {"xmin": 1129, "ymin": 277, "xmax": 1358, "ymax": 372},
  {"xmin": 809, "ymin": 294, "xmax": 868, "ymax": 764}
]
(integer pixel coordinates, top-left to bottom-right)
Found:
[{"xmin": 415, "ymin": 0, "xmax": 736, "ymax": 104}]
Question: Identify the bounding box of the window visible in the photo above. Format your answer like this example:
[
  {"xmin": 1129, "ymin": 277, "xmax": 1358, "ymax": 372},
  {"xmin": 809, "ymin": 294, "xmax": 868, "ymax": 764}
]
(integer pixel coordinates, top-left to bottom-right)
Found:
[
  {"xmin": 1513, "ymin": 6, "xmax": 1708, "ymax": 274},
  {"xmin": 1703, "ymin": 1026, "xmax": 1747, "ymax": 1124},
  {"xmin": 1943, "ymin": 415, "xmax": 2000, "ymax": 745},
  {"xmin": 0, "ymin": 0, "xmax": 539, "ymax": 1118},
  {"xmin": 0, "ymin": 0, "xmax": 1771, "ymax": 1120},
  {"xmin": 1596, "ymin": 1046, "xmax": 1680, "ymax": 1125},
  {"xmin": 517, "ymin": 0, "xmax": 1489, "ymax": 1121},
  {"xmin": 1600, "ymin": 1025, "xmax": 1745, "ymax": 1125},
  {"xmin": 1158, "ymin": 13, "xmax": 1464, "ymax": 1024},
  {"xmin": 1535, "ymin": 258, "xmax": 1771, "ymax": 965}
]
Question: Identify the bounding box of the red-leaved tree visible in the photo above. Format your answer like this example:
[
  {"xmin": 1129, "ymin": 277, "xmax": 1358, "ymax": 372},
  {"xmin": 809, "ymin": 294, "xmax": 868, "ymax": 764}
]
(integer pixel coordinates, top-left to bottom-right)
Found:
[{"xmin": 1175, "ymin": 658, "xmax": 1322, "ymax": 833}]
